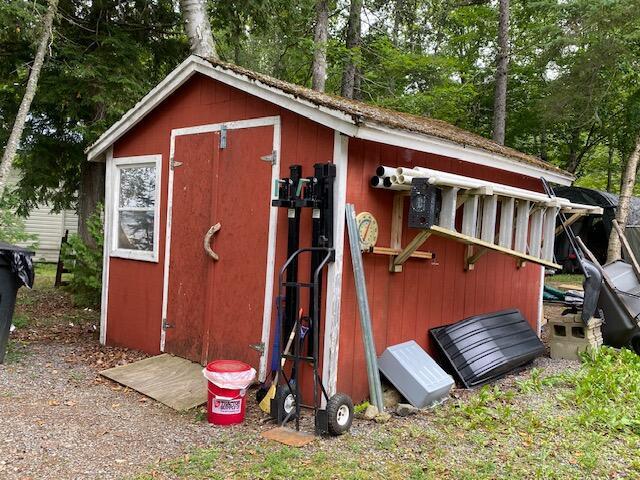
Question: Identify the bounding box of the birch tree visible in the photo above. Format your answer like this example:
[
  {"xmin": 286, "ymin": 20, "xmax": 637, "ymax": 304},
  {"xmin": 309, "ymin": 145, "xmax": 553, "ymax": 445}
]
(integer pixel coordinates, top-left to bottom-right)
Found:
[
  {"xmin": 492, "ymin": 0, "xmax": 509, "ymax": 145},
  {"xmin": 0, "ymin": 0, "xmax": 58, "ymax": 198},
  {"xmin": 341, "ymin": 0, "xmax": 363, "ymax": 99},
  {"xmin": 180, "ymin": 0, "xmax": 218, "ymax": 60},
  {"xmin": 311, "ymin": 0, "xmax": 329, "ymax": 92},
  {"xmin": 607, "ymin": 134, "xmax": 640, "ymax": 263}
]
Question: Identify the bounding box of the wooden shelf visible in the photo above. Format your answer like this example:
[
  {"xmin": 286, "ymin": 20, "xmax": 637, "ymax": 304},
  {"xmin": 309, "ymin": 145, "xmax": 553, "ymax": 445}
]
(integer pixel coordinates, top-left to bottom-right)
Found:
[
  {"xmin": 366, "ymin": 246, "xmax": 433, "ymax": 259},
  {"xmin": 429, "ymin": 225, "xmax": 561, "ymax": 270}
]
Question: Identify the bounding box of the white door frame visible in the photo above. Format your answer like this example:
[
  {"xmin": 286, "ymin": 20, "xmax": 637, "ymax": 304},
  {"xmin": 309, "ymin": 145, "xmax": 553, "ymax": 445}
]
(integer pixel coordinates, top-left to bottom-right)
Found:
[{"xmin": 160, "ymin": 115, "xmax": 281, "ymax": 382}]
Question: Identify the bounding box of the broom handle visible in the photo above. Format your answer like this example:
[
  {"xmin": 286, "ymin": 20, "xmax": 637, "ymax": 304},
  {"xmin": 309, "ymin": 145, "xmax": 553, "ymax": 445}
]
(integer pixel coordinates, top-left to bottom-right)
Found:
[{"xmin": 274, "ymin": 321, "xmax": 297, "ymax": 384}]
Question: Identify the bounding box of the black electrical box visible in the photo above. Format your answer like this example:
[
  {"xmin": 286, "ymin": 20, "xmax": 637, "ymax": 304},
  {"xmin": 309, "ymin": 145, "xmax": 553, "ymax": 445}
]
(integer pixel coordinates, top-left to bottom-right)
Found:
[{"xmin": 408, "ymin": 178, "xmax": 439, "ymax": 229}]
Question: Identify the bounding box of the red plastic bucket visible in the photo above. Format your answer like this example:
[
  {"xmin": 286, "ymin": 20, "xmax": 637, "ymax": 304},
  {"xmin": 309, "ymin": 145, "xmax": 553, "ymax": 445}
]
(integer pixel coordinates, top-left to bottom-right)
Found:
[{"xmin": 204, "ymin": 360, "xmax": 254, "ymax": 426}]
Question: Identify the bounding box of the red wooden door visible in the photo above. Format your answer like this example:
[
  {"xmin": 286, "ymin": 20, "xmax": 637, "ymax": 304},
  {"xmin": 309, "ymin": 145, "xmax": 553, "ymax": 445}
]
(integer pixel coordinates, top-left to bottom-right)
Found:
[
  {"xmin": 164, "ymin": 133, "xmax": 219, "ymax": 361},
  {"xmin": 202, "ymin": 126, "xmax": 274, "ymax": 369},
  {"xmin": 165, "ymin": 125, "xmax": 275, "ymax": 370}
]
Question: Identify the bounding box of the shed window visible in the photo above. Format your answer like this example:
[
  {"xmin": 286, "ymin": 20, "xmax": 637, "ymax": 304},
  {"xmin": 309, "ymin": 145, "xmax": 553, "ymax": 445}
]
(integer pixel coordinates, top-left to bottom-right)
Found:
[{"xmin": 110, "ymin": 155, "xmax": 161, "ymax": 262}]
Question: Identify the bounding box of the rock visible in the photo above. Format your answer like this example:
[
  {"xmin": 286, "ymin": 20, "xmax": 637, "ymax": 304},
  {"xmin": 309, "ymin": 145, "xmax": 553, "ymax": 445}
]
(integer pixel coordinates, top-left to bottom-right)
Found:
[
  {"xmin": 383, "ymin": 388, "xmax": 402, "ymax": 408},
  {"xmin": 396, "ymin": 403, "xmax": 418, "ymax": 417},
  {"xmin": 374, "ymin": 412, "xmax": 391, "ymax": 424},
  {"xmin": 362, "ymin": 404, "xmax": 379, "ymax": 420}
]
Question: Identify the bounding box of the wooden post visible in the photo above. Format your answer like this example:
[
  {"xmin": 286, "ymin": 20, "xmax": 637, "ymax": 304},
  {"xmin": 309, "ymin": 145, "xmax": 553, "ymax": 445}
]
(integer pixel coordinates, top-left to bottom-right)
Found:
[
  {"xmin": 393, "ymin": 230, "xmax": 432, "ymax": 267},
  {"xmin": 612, "ymin": 219, "xmax": 640, "ymax": 279},
  {"xmin": 554, "ymin": 212, "xmax": 581, "ymax": 236},
  {"xmin": 389, "ymin": 193, "xmax": 404, "ymax": 272}
]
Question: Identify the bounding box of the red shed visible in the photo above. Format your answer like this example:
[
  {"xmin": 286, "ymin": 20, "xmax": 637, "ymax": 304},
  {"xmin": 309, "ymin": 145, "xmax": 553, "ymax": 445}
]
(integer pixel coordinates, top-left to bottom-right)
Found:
[{"xmin": 87, "ymin": 55, "xmax": 593, "ymax": 403}]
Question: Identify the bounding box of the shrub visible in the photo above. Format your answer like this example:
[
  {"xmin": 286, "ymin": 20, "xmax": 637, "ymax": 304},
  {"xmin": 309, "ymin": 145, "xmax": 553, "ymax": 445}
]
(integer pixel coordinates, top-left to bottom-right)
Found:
[
  {"xmin": 63, "ymin": 204, "xmax": 103, "ymax": 307},
  {"xmin": 0, "ymin": 191, "xmax": 38, "ymax": 248}
]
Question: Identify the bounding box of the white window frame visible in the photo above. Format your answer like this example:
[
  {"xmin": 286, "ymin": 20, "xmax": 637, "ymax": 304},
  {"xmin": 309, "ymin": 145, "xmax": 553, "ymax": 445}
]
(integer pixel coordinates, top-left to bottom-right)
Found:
[{"xmin": 109, "ymin": 154, "xmax": 162, "ymax": 262}]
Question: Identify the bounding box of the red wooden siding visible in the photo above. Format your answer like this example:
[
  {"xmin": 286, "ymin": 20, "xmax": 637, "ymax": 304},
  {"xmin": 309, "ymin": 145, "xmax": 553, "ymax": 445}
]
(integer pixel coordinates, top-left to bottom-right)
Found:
[
  {"xmin": 338, "ymin": 138, "xmax": 543, "ymax": 402},
  {"xmin": 106, "ymin": 71, "xmax": 545, "ymax": 405},
  {"xmin": 107, "ymin": 74, "xmax": 334, "ymax": 369}
]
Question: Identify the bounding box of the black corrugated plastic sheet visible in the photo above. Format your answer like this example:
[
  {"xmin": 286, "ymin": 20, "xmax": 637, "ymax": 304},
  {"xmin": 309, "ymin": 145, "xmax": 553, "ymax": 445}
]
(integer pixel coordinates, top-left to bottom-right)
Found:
[{"xmin": 430, "ymin": 309, "xmax": 545, "ymax": 388}]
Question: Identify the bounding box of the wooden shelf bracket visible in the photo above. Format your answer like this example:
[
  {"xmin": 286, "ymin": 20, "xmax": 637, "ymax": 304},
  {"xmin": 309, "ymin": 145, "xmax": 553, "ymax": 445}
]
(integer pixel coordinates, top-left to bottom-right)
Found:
[{"xmin": 391, "ymin": 230, "xmax": 432, "ymax": 272}]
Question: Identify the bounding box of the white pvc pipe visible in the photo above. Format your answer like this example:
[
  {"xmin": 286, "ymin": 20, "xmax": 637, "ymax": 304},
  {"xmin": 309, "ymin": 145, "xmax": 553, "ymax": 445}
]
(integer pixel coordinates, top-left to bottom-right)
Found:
[
  {"xmin": 390, "ymin": 165, "xmax": 571, "ymax": 205},
  {"xmin": 376, "ymin": 166, "xmax": 397, "ymax": 177},
  {"xmin": 375, "ymin": 165, "xmax": 601, "ymax": 214},
  {"xmin": 370, "ymin": 176, "xmax": 386, "ymax": 188},
  {"xmin": 396, "ymin": 174, "xmax": 415, "ymax": 185},
  {"xmin": 383, "ymin": 176, "xmax": 406, "ymax": 190},
  {"xmin": 396, "ymin": 167, "xmax": 423, "ymax": 177}
]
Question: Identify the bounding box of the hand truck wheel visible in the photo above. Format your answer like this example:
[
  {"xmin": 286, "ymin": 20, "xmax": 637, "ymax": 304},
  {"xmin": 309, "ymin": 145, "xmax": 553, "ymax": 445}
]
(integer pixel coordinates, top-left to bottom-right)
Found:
[
  {"xmin": 326, "ymin": 392, "xmax": 354, "ymax": 436},
  {"xmin": 273, "ymin": 384, "xmax": 297, "ymax": 422}
]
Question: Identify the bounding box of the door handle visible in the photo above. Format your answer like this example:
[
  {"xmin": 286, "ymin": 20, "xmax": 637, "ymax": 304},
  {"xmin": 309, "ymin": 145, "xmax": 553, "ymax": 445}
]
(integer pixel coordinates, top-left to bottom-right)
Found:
[{"xmin": 204, "ymin": 223, "xmax": 221, "ymax": 261}]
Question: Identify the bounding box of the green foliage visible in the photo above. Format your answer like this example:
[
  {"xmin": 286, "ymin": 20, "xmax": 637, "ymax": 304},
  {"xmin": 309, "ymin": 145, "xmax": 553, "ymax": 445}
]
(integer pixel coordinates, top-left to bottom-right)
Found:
[
  {"xmin": 138, "ymin": 346, "xmax": 640, "ymax": 479},
  {"xmin": 562, "ymin": 347, "xmax": 640, "ymax": 433},
  {"xmin": 4, "ymin": 0, "xmax": 640, "ymax": 221},
  {"xmin": 0, "ymin": 191, "xmax": 38, "ymax": 247},
  {"xmin": 62, "ymin": 204, "xmax": 103, "ymax": 307},
  {"xmin": 354, "ymin": 400, "xmax": 370, "ymax": 414},
  {"xmin": 3, "ymin": 0, "xmax": 188, "ymax": 215}
]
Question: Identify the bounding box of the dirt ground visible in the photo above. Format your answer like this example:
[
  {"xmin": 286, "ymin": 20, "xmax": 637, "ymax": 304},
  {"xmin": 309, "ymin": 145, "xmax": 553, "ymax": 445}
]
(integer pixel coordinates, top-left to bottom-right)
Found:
[
  {"xmin": 0, "ymin": 341, "xmax": 216, "ymax": 480},
  {"xmin": 0, "ymin": 268, "xmax": 588, "ymax": 480}
]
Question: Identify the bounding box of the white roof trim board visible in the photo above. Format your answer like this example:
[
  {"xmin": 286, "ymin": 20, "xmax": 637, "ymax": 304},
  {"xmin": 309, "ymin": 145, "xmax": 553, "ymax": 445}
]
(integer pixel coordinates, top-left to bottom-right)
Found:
[{"xmin": 86, "ymin": 55, "xmax": 574, "ymax": 186}]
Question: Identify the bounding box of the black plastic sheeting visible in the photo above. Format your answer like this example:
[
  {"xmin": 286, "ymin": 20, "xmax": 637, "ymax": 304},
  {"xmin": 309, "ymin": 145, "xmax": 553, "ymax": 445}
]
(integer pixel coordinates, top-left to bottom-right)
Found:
[
  {"xmin": 430, "ymin": 309, "xmax": 545, "ymax": 388},
  {"xmin": 0, "ymin": 241, "xmax": 34, "ymax": 288}
]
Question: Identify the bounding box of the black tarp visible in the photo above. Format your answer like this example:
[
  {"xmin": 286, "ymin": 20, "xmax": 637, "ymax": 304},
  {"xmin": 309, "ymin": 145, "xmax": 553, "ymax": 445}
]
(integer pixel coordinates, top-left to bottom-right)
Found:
[
  {"xmin": 553, "ymin": 186, "xmax": 640, "ymax": 271},
  {"xmin": 430, "ymin": 309, "xmax": 545, "ymax": 388}
]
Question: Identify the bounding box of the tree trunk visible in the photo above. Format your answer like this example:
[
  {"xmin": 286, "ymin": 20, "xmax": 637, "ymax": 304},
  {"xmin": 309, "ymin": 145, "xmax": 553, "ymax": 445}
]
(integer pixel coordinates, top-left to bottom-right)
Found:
[
  {"xmin": 392, "ymin": 0, "xmax": 404, "ymax": 46},
  {"xmin": 0, "ymin": 0, "xmax": 58, "ymax": 199},
  {"xmin": 606, "ymin": 141, "xmax": 614, "ymax": 192},
  {"xmin": 77, "ymin": 161, "xmax": 106, "ymax": 247},
  {"xmin": 565, "ymin": 130, "xmax": 582, "ymax": 173},
  {"xmin": 179, "ymin": 0, "xmax": 218, "ymax": 60},
  {"xmin": 341, "ymin": 0, "xmax": 363, "ymax": 99},
  {"xmin": 311, "ymin": 0, "xmax": 329, "ymax": 91},
  {"xmin": 492, "ymin": 0, "xmax": 509, "ymax": 145},
  {"xmin": 607, "ymin": 133, "xmax": 640, "ymax": 263}
]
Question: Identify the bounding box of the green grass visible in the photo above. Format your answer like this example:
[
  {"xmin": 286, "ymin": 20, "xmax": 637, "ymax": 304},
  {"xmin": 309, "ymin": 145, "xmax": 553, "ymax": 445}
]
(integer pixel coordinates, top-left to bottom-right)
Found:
[
  {"xmin": 12, "ymin": 261, "xmax": 96, "ymax": 327},
  {"xmin": 136, "ymin": 347, "xmax": 640, "ymax": 480},
  {"xmin": 546, "ymin": 273, "xmax": 584, "ymax": 286}
]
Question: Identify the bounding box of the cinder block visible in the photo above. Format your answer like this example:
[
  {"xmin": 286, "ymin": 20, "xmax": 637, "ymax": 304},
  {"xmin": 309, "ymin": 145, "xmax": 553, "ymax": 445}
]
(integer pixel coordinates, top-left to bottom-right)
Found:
[{"xmin": 548, "ymin": 314, "xmax": 602, "ymax": 360}]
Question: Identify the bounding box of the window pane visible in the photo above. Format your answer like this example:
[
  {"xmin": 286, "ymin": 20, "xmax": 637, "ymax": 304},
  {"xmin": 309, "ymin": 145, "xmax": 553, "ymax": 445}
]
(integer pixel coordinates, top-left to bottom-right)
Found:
[
  {"xmin": 118, "ymin": 211, "xmax": 154, "ymax": 251},
  {"xmin": 119, "ymin": 166, "xmax": 156, "ymax": 208}
]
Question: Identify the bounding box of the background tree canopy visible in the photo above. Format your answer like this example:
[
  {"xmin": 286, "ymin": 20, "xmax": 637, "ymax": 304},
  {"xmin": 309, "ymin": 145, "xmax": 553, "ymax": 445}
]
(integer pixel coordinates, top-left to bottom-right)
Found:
[{"xmin": 2, "ymin": 0, "xmax": 640, "ymax": 218}]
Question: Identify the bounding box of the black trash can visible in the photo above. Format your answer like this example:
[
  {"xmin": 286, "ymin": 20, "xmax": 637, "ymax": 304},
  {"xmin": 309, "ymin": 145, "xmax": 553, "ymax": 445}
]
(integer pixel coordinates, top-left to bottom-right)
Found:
[{"xmin": 0, "ymin": 242, "xmax": 35, "ymax": 364}]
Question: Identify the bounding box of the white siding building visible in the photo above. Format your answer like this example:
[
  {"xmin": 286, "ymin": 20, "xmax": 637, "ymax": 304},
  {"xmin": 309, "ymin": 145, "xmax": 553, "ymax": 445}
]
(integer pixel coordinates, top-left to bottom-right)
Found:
[{"xmin": 8, "ymin": 168, "xmax": 78, "ymax": 262}]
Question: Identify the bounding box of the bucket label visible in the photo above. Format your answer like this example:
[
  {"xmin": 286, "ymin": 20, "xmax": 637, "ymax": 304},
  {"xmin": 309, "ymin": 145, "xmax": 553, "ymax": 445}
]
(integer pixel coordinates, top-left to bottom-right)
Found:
[{"xmin": 212, "ymin": 398, "xmax": 242, "ymax": 415}]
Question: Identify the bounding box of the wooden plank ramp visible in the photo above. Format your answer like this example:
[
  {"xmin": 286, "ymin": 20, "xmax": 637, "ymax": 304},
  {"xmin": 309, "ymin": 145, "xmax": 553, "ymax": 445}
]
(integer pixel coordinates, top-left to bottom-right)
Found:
[{"xmin": 100, "ymin": 354, "xmax": 207, "ymax": 411}]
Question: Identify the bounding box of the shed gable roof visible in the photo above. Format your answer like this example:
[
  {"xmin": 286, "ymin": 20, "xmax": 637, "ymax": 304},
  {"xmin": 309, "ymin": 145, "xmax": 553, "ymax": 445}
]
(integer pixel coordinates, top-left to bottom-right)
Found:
[{"xmin": 87, "ymin": 55, "xmax": 573, "ymax": 184}]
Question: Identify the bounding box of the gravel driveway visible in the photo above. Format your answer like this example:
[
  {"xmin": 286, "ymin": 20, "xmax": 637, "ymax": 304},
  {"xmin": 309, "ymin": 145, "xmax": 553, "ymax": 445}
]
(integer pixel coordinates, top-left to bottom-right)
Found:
[{"xmin": 0, "ymin": 342, "xmax": 216, "ymax": 480}]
